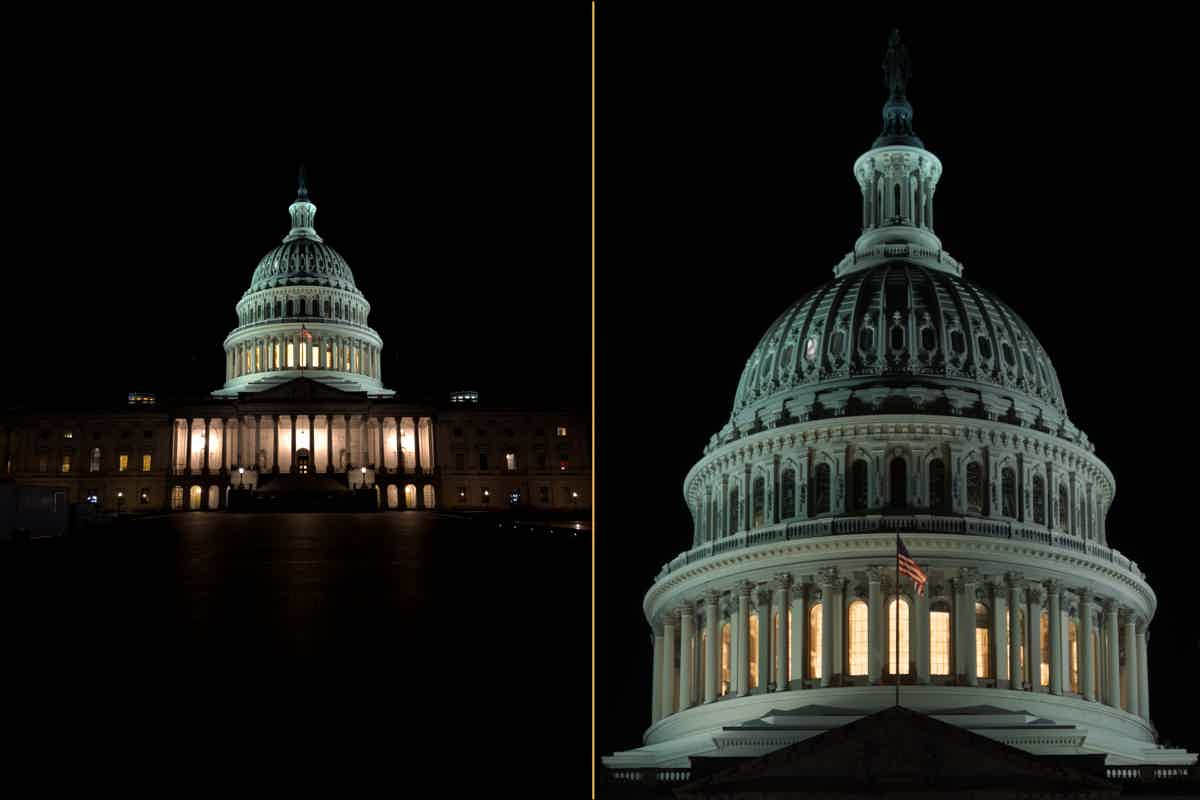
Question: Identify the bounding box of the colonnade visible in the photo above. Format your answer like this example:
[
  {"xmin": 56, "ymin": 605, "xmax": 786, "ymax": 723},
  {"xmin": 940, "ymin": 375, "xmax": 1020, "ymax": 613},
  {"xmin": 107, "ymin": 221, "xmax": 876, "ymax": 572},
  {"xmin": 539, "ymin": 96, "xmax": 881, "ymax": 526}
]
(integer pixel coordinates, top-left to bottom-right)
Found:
[
  {"xmin": 170, "ymin": 415, "xmax": 433, "ymax": 475},
  {"xmin": 651, "ymin": 568, "xmax": 1150, "ymax": 727},
  {"xmin": 227, "ymin": 334, "xmax": 380, "ymax": 381}
]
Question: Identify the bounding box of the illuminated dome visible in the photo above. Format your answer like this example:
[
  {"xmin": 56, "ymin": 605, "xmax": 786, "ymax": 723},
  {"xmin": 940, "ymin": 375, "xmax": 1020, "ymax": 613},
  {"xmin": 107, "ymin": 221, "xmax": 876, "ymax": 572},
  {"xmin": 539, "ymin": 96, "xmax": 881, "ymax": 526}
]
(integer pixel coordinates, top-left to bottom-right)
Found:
[
  {"xmin": 214, "ymin": 169, "xmax": 393, "ymax": 397},
  {"xmin": 604, "ymin": 31, "xmax": 1195, "ymax": 781}
]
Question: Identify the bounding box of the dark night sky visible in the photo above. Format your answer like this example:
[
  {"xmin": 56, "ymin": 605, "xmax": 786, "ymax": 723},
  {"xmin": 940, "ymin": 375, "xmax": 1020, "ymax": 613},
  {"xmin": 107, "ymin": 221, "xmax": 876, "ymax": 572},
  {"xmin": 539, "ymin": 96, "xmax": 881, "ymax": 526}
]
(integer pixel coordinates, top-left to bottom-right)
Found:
[
  {"xmin": 4, "ymin": 9, "xmax": 587, "ymax": 412},
  {"xmin": 597, "ymin": 9, "xmax": 1200, "ymax": 764}
]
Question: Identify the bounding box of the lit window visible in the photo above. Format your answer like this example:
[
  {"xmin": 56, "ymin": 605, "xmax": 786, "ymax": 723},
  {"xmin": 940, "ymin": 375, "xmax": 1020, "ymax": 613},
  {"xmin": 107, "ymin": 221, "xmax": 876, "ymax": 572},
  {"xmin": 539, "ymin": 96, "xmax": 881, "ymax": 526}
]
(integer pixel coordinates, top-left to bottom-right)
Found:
[
  {"xmin": 848, "ymin": 600, "xmax": 868, "ymax": 676},
  {"xmin": 809, "ymin": 604, "xmax": 822, "ymax": 679},
  {"xmin": 976, "ymin": 602, "xmax": 991, "ymax": 678},
  {"xmin": 748, "ymin": 613, "xmax": 758, "ymax": 690},
  {"xmin": 142, "ymin": 454, "xmax": 152, "ymax": 472},
  {"xmin": 1069, "ymin": 620, "xmax": 1080, "ymax": 694},
  {"xmin": 505, "ymin": 452, "xmax": 517, "ymax": 471},
  {"xmin": 119, "ymin": 454, "xmax": 129, "ymax": 472},
  {"xmin": 63, "ymin": 431, "xmax": 73, "ymax": 439},
  {"xmin": 171, "ymin": 486, "xmax": 184, "ymax": 510},
  {"xmin": 721, "ymin": 623, "xmax": 731, "ymax": 696},
  {"xmin": 60, "ymin": 454, "xmax": 72, "ymax": 473},
  {"xmin": 930, "ymin": 604, "xmax": 951, "ymax": 675},
  {"xmin": 889, "ymin": 598, "xmax": 910, "ymax": 674},
  {"xmin": 557, "ymin": 426, "xmax": 567, "ymax": 437},
  {"xmin": 1040, "ymin": 610, "xmax": 1050, "ymax": 687},
  {"xmin": 90, "ymin": 448, "xmax": 101, "ymax": 472}
]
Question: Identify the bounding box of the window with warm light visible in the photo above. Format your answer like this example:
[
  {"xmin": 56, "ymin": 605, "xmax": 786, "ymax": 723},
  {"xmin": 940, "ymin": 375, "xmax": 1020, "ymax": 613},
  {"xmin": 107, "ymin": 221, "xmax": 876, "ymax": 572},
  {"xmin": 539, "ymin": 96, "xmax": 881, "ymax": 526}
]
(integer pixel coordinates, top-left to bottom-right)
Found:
[
  {"xmin": 787, "ymin": 608, "xmax": 793, "ymax": 681},
  {"xmin": 119, "ymin": 454, "xmax": 129, "ymax": 472},
  {"xmin": 848, "ymin": 600, "xmax": 868, "ymax": 675},
  {"xmin": 63, "ymin": 431, "xmax": 73, "ymax": 439},
  {"xmin": 889, "ymin": 598, "xmax": 910, "ymax": 674},
  {"xmin": 90, "ymin": 448, "xmax": 101, "ymax": 472},
  {"xmin": 1040, "ymin": 610, "xmax": 1050, "ymax": 687},
  {"xmin": 171, "ymin": 486, "xmax": 184, "ymax": 510},
  {"xmin": 60, "ymin": 454, "xmax": 71, "ymax": 473},
  {"xmin": 1069, "ymin": 619, "xmax": 1080, "ymax": 693},
  {"xmin": 505, "ymin": 451, "xmax": 517, "ymax": 471},
  {"xmin": 721, "ymin": 623, "xmax": 731, "ymax": 696},
  {"xmin": 809, "ymin": 603, "xmax": 822, "ymax": 679},
  {"xmin": 142, "ymin": 454, "xmax": 152, "ymax": 472},
  {"xmin": 557, "ymin": 426, "xmax": 567, "ymax": 437},
  {"xmin": 976, "ymin": 602, "xmax": 991, "ymax": 678},
  {"xmin": 748, "ymin": 613, "xmax": 758, "ymax": 689},
  {"xmin": 930, "ymin": 602, "xmax": 951, "ymax": 675}
]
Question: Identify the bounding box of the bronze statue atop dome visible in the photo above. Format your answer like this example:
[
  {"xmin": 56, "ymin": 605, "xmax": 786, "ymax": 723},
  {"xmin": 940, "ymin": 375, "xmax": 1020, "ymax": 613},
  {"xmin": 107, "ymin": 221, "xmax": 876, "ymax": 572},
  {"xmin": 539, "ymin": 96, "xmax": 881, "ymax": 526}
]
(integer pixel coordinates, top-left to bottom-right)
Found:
[{"xmin": 883, "ymin": 29, "xmax": 911, "ymax": 99}]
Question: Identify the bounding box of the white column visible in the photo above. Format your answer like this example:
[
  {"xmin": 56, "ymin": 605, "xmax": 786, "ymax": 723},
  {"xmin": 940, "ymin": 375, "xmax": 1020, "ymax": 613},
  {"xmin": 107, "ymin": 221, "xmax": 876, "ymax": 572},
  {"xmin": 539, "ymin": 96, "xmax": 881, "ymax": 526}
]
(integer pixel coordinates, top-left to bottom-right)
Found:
[
  {"xmin": 678, "ymin": 605, "xmax": 694, "ymax": 712},
  {"xmin": 960, "ymin": 569, "xmax": 978, "ymax": 686},
  {"xmin": 705, "ymin": 592, "xmax": 720, "ymax": 703},
  {"xmin": 1104, "ymin": 599, "xmax": 1120, "ymax": 708},
  {"xmin": 1009, "ymin": 577, "xmax": 1024, "ymax": 689},
  {"xmin": 867, "ymin": 567, "xmax": 882, "ymax": 685},
  {"xmin": 819, "ymin": 572, "xmax": 834, "ymax": 687},
  {"xmin": 1136, "ymin": 624, "xmax": 1150, "ymax": 721},
  {"xmin": 790, "ymin": 580, "xmax": 807, "ymax": 688},
  {"xmin": 755, "ymin": 589, "xmax": 770, "ymax": 692},
  {"xmin": 737, "ymin": 582, "xmax": 751, "ymax": 696},
  {"xmin": 661, "ymin": 611, "xmax": 677, "ymax": 719},
  {"xmin": 773, "ymin": 575, "xmax": 789, "ymax": 691},
  {"xmin": 651, "ymin": 630, "xmax": 663, "ymax": 725},
  {"xmin": 1079, "ymin": 589, "xmax": 1095, "ymax": 700},
  {"xmin": 991, "ymin": 578, "xmax": 1008, "ymax": 686},
  {"xmin": 1027, "ymin": 584, "xmax": 1044, "ymax": 693},
  {"xmin": 1122, "ymin": 610, "xmax": 1139, "ymax": 717},
  {"xmin": 1047, "ymin": 581, "xmax": 1063, "ymax": 695}
]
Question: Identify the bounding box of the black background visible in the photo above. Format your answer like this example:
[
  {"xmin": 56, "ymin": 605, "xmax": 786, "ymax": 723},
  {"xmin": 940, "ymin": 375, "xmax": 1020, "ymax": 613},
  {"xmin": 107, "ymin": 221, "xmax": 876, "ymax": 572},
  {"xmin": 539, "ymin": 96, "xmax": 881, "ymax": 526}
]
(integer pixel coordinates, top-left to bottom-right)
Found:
[{"xmin": 597, "ymin": 7, "xmax": 1200, "ymax": 770}]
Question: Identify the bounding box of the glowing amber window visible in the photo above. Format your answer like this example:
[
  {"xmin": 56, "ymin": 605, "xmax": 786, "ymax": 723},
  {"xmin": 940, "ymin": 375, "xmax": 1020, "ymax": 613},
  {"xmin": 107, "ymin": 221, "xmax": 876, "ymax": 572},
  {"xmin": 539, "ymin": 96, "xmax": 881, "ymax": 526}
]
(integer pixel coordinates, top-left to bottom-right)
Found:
[
  {"xmin": 720, "ymin": 622, "xmax": 731, "ymax": 696},
  {"xmin": 1069, "ymin": 620, "xmax": 1080, "ymax": 693},
  {"xmin": 848, "ymin": 600, "xmax": 868, "ymax": 676},
  {"xmin": 930, "ymin": 604, "xmax": 951, "ymax": 675},
  {"xmin": 142, "ymin": 454, "xmax": 152, "ymax": 472},
  {"xmin": 60, "ymin": 454, "xmax": 71, "ymax": 473},
  {"xmin": 889, "ymin": 598, "xmax": 910, "ymax": 675},
  {"xmin": 748, "ymin": 614, "xmax": 758, "ymax": 690},
  {"xmin": 119, "ymin": 454, "xmax": 129, "ymax": 472},
  {"xmin": 976, "ymin": 602, "xmax": 991, "ymax": 678},
  {"xmin": 809, "ymin": 603, "xmax": 822, "ymax": 680},
  {"xmin": 1040, "ymin": 610, "xmax": 1050, "ymax": 687}
]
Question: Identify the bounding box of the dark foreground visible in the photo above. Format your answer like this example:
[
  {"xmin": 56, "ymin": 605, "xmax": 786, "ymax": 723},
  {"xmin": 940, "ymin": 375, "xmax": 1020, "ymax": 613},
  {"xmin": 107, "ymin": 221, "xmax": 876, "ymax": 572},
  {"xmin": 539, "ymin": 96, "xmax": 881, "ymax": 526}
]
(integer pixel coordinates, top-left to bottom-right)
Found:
[{"xmin": 2, "ymin": 512, "xmax": 590, "ymax": 786}]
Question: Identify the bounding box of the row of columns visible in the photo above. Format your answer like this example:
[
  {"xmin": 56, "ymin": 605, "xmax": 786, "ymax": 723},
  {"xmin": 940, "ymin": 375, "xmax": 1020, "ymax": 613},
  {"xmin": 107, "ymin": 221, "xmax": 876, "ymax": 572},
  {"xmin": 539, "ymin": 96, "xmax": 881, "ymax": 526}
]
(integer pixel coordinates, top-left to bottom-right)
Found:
[
  {"xmin": 694, "ymin": 449, "xmax": 1108, "ymax": 547},
  {"xmin": 228, "ymin": 335, "xmax": 380, "ymax": 381},
  {"xmin": 651, "ymin": 568, "xmax": 1150, "ymax": 727},
  {"xmin": 171, "ymin": 415, "xmax": 431, "ymax": 475}
]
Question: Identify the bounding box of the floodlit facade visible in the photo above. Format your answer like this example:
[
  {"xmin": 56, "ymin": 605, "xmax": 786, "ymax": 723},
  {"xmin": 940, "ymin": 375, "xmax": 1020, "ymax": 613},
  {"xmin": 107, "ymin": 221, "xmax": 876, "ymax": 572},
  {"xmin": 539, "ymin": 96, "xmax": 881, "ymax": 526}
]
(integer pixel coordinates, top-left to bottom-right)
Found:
[
  {"xmin": 604, "ymin": 34, "xmax": 1195, "ymax": 774},
  {"xmin": 0, "ymin": 175, "xmax": 589, "ymax": 514}
]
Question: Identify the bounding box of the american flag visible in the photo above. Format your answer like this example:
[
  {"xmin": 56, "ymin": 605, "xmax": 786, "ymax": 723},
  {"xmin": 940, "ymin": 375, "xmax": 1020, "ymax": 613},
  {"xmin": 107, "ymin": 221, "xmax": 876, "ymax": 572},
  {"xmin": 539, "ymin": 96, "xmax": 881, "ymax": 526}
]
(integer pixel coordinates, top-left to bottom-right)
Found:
[
  {"xmin": 300, "ymin": 325, "xmax": 313, "ymax": 342},
  {"xmin": 897, "ymin": 535, "xmax": 927, "ymax": 596}
]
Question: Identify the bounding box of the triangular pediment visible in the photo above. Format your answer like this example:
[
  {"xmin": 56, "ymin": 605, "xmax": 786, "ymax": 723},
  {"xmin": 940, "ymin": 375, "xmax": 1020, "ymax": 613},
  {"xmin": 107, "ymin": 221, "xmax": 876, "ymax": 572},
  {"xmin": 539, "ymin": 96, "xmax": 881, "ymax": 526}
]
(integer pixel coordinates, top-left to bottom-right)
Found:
[
  {"xmin": 237, "ymin": 377, "xmax": 365, "ymax": 403},
  {"xmin": 679, "ymin": 706, "xmax": 1116, "ymax": 797}
]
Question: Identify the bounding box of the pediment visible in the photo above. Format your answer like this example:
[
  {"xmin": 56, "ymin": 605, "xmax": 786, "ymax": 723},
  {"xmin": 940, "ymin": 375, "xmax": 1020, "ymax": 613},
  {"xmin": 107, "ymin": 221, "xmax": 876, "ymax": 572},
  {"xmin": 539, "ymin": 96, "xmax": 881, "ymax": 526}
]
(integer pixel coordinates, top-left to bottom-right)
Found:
[
  {"xmin": 679, "ymin": 706, "xmax": 1115, "ymax": 797},
  {"xmin": 238, "ymin": 377, "xmax": 364, "ymax": 403}
]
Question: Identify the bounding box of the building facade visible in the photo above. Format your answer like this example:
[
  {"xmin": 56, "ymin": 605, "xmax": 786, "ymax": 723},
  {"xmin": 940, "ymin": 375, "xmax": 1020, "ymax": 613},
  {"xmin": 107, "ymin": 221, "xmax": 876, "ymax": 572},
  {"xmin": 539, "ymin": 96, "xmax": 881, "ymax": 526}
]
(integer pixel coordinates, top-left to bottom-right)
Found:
[
  {"xmin": 0, "ymin": 174, "xmax": 589, "ymax": 514},
  {"xmin": 604, "ymin": 33, "xmax": 1194, "ymax": 772}
]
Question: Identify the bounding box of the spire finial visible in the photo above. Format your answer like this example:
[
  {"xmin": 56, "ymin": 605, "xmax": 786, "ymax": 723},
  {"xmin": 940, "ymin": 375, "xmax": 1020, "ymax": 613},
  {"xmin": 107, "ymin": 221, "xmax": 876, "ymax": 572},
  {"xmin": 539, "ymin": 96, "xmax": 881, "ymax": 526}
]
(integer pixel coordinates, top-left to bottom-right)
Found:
[
  {"xmin": 297, "ymin": 164, "xmax": 310, "ymax": 202},
  {"xmin": 873, "ymin": 29, "xmax": 922, "ymax": 148}
]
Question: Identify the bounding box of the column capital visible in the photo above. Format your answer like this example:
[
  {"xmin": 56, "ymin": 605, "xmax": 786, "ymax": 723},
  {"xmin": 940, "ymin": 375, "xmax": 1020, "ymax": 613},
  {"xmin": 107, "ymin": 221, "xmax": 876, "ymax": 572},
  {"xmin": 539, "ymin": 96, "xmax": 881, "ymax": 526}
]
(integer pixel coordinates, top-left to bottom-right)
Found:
[
  {"xmin": 1103, "ymin": 597, "xmax": 1118, "ymax": 615},
  {"xmin": 959, "ymin": 566, "xmax": 980, "ymax": 585},
  {"xmin": 1026, "ymin": 584, "xmax": 1044, "ymax": 604},
  {"xmin": 1005, "ymin": 571, "xmax": 1025, "ymax": 588},
  {"xmin": 677, "ymin": 602, "xmax": 694, "ymax": 618},
  {"xmin": 866, "ymin": 565, "xmax": 882, "ymax": 584},
  {"xmin": 737, "ymin": 581, "xmax": 754, "ymax": 599},
  {"xmin": 773, "ymin": 573, "xmax": 793, "ymax": 591},
  {"xmin": 1119, "ymin": 607, "xmax": 1136, "ymax": 626},
  {"xmin": 704, "ymin": 591, "xmax": 721, "ymax": 609},
  {"xmin": 817, "ymin": 567, "xmax": 839, "ymax": 588},
  {"xmin": 663, "ymin": 608, "xmax": 680, "ymax": 626},
  {"xmin": 1077, "ymin": 587, "xmax": 1094, "ymax": 605},
  {"xmin": 1043, "ymin": 578, "xmax": 1061, "ymax": 596},
  {"xmin": 986, "ymin": 576, "xmax": 1006, "ymax": 595},
  {"xmin": 1136, "ymin": 616, "xmax": 1149, "ymax": 634},
  {"xmin": 755, "ymin": 588, "xmax": 773, "ymax": 607}
]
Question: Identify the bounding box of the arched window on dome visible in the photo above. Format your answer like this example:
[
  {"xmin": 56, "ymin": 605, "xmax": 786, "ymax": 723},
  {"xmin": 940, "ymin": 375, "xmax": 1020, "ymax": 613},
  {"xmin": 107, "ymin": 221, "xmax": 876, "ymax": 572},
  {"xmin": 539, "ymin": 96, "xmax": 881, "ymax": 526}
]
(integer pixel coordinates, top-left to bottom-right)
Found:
[
  {"xmin": 930, "ymin": 600, "xmax": 952, "ymax": 676},
  {"xmin": 1033, "ymin": 475, "xmax": 1046, "ymax": 525},
  {"xmin": 728, "ymin": 484, "xmax": 739, "ymax": 534},
  {"xmin": 966, "ymin": 462, "xmax": 983, "ymax": 513},
  {"xmin": 781, "ymin": 468, "xmax": 796, "ymax": 519},
  {"xmin": 928, "ymin": 458, "xmax": 946, "ymax": 512},
  {"xmin": 751, "ymin": 476, "xmax": 765, "ymax": 528},
  {"xmin": 848, "ymin": 599, "xmax": 868, "ymax": 676},
  {"xmin": 812, "ymin": 463, "xmax": 831, "ymax": 515},
  {"xmin": 850, "ymin": 459, "xmax": 869, "ymax": 512},
  {"xmin": 890, "ymin": 457, "xmax": 907, "ymax": 509},
  {"xmin": 1058, "ymin": 484, "xmax": 1070, "ymax": 532},
  {"xmin": 809, "ymin": 603, "xmax": 822, "ymax": 680},
  {"xmin": 335, "ymin": 302, "xmax": 341, "ymax": 320},
  {"xmin": 1069, "ymin": 618, "xmax": 1080, "ymax": 694},
  {"xmin": 889, "ymin": 597, "xmax": 909, "ymax": 675},
  {"xmin": 286, "ymin": 341, "xmax": 295, "ymax": 369},
  {"xmin": 976, "ymin": 602, "xmax": 991, "ymax": 679},
  {"xmin": 274, "ymin": 300, "xmax": 281, "ymax": 318},
  {"xmin": 323, "ymin": 299, "xmax": 331, "ymax": 318},
  {"xmin": 1001, "ymin": 467, "xmax": 1017, "ymax": 518}
]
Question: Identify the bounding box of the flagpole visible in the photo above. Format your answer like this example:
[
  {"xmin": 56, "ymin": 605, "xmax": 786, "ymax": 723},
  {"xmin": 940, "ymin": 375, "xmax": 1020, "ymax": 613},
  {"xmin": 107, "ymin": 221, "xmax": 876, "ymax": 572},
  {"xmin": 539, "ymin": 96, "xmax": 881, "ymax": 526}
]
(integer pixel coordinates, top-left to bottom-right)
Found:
[{"xmin": 895, "ymin": 534, "xmax": 900, "ymax": 707}]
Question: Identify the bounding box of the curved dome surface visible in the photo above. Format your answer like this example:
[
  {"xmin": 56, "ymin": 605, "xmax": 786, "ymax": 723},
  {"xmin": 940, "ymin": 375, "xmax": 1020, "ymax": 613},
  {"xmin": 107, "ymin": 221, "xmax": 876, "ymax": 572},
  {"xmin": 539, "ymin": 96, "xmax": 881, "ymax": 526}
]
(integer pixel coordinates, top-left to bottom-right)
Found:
[
  {"xmin": 247, "ymin": 237, "xmax": 360, "ymax": 294},
  {"xmin": 734, "ymin": 261, "xmax": 1067, "ymax": 424}
]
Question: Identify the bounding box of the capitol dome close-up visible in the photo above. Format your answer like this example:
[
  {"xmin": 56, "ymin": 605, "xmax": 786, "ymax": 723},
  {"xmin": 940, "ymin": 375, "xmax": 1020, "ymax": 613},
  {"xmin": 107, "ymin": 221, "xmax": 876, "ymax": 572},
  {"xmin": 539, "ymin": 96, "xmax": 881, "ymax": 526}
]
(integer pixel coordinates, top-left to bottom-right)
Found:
[{"xmin": 603, "ymin": 31, "xmax": 1196, "ymax": 777}]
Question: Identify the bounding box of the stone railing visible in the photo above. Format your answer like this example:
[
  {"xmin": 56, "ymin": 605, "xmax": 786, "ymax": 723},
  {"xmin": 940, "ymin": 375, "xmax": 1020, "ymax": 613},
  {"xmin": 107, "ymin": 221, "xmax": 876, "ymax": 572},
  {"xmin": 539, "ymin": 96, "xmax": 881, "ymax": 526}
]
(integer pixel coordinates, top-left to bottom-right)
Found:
[
  {"xmin": 658, "ymin": 514, "xmax": 1142, "ymax": 581},
  {"xmin": 1106, "ymin": 764, "xmax": 1196, "ymax": 783}
]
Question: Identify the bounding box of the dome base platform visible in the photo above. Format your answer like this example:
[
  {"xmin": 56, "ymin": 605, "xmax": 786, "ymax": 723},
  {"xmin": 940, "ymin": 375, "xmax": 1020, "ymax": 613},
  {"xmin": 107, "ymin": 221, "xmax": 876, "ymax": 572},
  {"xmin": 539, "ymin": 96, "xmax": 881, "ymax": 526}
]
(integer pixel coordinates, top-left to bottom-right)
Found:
[{"xmin": 604, "ymin": 686, "xmax": 1195, "ymax": 770}]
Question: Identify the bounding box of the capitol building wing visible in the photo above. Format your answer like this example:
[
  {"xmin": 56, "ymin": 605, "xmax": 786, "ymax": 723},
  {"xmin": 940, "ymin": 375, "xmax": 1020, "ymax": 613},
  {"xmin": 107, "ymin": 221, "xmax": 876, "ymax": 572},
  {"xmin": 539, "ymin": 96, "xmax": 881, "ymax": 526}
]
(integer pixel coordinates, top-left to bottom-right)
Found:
[{"xmin": 604, "ymin": 35, "xmax": 1194, "ymax": 772}]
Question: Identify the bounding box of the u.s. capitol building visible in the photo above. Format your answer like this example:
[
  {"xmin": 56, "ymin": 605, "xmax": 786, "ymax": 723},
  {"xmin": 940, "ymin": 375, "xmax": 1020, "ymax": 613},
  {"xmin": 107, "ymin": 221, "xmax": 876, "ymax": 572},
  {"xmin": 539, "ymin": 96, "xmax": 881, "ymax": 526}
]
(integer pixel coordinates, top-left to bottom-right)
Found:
[{"xmin": 604, "ymin": 34, "xmax": 1194, "ymax": 773}]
